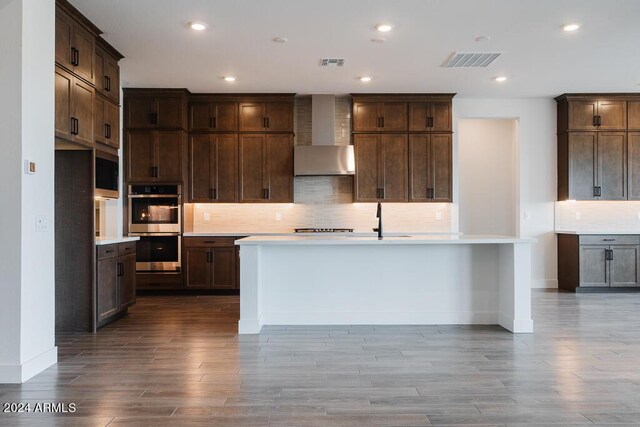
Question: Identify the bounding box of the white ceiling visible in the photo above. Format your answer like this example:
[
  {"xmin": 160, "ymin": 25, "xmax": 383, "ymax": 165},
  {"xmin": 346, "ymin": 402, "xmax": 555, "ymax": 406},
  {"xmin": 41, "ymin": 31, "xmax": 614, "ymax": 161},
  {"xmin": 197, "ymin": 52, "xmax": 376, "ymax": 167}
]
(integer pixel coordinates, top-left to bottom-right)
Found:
[{"xmin": 70, "ymin": 0, "xmax": 640, "ymax": 98}]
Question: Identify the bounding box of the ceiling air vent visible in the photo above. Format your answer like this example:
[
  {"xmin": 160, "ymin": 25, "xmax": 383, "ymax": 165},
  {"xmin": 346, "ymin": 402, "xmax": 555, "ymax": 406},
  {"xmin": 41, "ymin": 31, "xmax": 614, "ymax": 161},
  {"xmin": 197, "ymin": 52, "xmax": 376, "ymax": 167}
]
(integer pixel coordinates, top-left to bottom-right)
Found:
[
  {"xmin": 442, "ymin": 52, "xmax": 501, "ymax": 68},
  {"xmin": 319, "ymin": 58, "xmax": 345, "ymax": 67}
]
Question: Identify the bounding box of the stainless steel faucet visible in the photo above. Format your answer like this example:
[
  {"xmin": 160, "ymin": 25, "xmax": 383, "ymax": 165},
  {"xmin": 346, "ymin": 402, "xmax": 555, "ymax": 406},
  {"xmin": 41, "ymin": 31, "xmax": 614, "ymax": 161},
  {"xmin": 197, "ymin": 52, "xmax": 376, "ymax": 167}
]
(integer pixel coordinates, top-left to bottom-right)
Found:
[{"xmin": 373, "ymin": 201, "xmax": 383, "ymax": 239}]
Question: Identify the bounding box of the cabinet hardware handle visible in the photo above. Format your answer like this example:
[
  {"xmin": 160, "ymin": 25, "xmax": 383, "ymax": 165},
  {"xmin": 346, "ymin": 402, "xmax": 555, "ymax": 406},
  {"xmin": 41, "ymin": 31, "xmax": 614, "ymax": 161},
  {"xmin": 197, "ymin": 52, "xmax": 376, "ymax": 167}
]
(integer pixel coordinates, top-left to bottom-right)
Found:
[
  {"xmin": 427, "ymin": 188, "xmax": 434, "ymax": 199},
  {"xmin": 210, "ymin": 188, "xmax": 217, "ymax": 199},
  {"xmin": 211, "ymin": 116, "xmax": 217, "ymax": 129},
  {"xmin": 104, "ymin": 75, "xmax": 110, "ymax": 92},
  {"xmin": 380, "ymin": 116, "xmax": 384, "ymax": 128},
  {"xmin": 204, "ymin": 241, "xmax": 217, "ymax": 244},
  {"xmin": 380, "ymin": 188, "xmax": 385, "ymax": 199},
  {"xmin": 597, "ymin": 186, "xmax": 602, "ymax": 197},
  {"xmin": 105, "ymin": 250, "xmax": 114, "ymax": 254},
  {"xmin": 593, "ymin": 116, "xmax": 598, "ymax": 127},
  {"xmin": 603, "ymin": 239, "xmax": 616, "ymax": 242},
  {"xmin": 150, "ymin": 112, "xmax": 158, "ymax": 125},
  {"xmin": 104, "ymin": 124, "xmax": 109, "ymax": 138},
  {"xmin": 70, "ymin": 117, "xmax": 79, "ymax": 135},
  {"xmin": 71, "ymin": 47, "xmax": 79, "ymax": 66},
  {"xmin": 430, "ymin": 117, "xmax": 434, "ymax": 128},
  {"xmin": 151, "ymin": 166, "xmax": 159, "ymax": 178},
  {"xmin": 266, "ymin": 188, "xmax": 270, "ymax": 199},
  {"xmin": 263, "ymin": 117, "xmax": 268, "ymax": 128},
  {"xmin": 266, "ymin": 117, "xmax": 270, "ymax": 128},
  {"xmin": 207, "ymin": 251, "xmax": 213, "ymax": 263},
  {"xmin": 596, "ymin": 115, "xmax": 602, "ymax": 126}
]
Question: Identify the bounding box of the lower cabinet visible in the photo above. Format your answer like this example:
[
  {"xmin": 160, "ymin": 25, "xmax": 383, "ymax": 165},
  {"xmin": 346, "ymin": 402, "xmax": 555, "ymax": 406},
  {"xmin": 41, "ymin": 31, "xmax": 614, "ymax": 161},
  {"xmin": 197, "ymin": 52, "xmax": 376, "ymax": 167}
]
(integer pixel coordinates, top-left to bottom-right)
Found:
[
  {"xmin": 184, "ymin": 237, "xmax": 240, "ymax": 290},
  {"xmin": 96, "ymin": 241, "xmax": 137, "ymax": 327},
  {"xmin": 558, "ymin": 234, "xmax": 640, "ymax": 292}
]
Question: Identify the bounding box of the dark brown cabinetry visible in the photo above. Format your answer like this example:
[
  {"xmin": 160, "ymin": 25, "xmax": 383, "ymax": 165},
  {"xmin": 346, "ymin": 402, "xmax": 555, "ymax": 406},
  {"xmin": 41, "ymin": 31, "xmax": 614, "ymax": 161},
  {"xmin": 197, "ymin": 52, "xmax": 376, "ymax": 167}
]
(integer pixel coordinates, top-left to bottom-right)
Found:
[
  {"xmin": 409, "ymin": 134, "xmax": 452, "ymax": 202},
  {"xmin": 353, "ymin": 101, "xmax": 407, "ymax": 132},
  {"xmin": 408, "ymin": 102, "xmax": 452, "ymax": 132},
  {"xmin": 189, "ymin": 134, "xmax": 238, "ymax": 202},
  {"xmin": 94, "ymin": 94, "xmax": 120, "ymax": 148},
  {"xmin": 94, "ymin": 41, "xmax": 122, "ymax": 104},
  {"xmin": 126, "ymin": 130, "xmax": 184, "ymax": 182},
  {"xmin": 124, "ymin": 90, "xmax": 188, "ymax": 130},
  {"xmin": 556, "ymin": 94, "xmax": 640, "ymax": 201},
  {"xmin": 239, "ymin": 102, "xmax": 294, "ymax": 132},
  {"xmin": 96, "ymin": 241, "xmax": 137, "ymax": 326},
  {"xmin": 558, "ymin": 234, "xmax": 640, "ymax": 292},
  {"xmin": 55, "ymin": 5, "xmax": 96, "ymax": 84},
  {"xmin": 629, "ymin": 102, "xmax": 640, "ymax": 130},
  {"xmin": 55, "ymin": 66, "xmax": 94, "ymax": 148},
  {"xmin": 239, "ymin": 134, "xmax": 294, "ymax": 202},
  {"xmin": 184, "ymin": 237, "xmax": 239, "ymax": 290},
  {"xmin": 354, "ymin": 134, "xmax": 408, "ymax": 202},
  {"xmin": 190, "ymin": 102, "xmax": 238, "ymax": 131}
]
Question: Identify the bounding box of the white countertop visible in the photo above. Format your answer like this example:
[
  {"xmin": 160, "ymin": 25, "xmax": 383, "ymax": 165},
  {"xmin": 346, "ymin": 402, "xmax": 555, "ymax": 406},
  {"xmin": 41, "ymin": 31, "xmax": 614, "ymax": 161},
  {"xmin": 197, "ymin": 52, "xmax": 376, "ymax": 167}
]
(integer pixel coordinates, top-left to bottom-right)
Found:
[
  {"xmin": 235, "ymin": 234, "xmax": 534, "ymax": 246},
  {"xmin": 555, "ymin": 230, "xmax": 640, "ymax": 235},
  {"xmin": 96, "ymin": 236, "xmax": 140, "ymax": 246},
  {"xmin": 185, "ymin": 231, "xmax": 462, "ymax": 237}
]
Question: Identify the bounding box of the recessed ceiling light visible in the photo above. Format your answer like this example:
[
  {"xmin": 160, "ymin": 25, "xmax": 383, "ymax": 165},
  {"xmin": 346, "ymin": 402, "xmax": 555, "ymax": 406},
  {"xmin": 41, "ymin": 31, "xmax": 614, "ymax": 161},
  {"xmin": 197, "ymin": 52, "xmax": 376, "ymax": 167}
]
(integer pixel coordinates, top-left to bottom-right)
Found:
[
  {"xmin": 371, "ymin": 37, "xmax": 386, "ymax": 43},
  {"xmin": 375, "ymin": 24, "xmax": 393, "ymax": 32},
  {"xmin": 223, "ymin": 76, "xmax": 236, "ymax": 82},
  {"xmin": 189, "ymin": 22, "xmax": 207, "ymax": 31},
  {"xmin": 475, "ymin": 35, "xmax": 492, "ymax": 42},
  {"xmin": 563, "ymin": 23, "xmax": 580, "ymax": 32},
  {"xmin": 494, "ymin": 76, "xmax": 508, "ymax": 82},
  {"xmin": 360, "ymin": 76, "xmax": 372, "ymax": 82},
  {"xmin": 272, "ymin": 36, "xmax": 288, "ymax": 43}
]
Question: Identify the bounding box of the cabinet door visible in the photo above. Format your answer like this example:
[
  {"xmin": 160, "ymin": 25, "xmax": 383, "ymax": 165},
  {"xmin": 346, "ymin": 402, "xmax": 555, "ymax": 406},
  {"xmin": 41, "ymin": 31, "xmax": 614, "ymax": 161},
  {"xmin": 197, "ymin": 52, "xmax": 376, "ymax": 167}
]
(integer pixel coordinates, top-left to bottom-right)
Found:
[
  {"xmin": 409, "ymin": 135, "xmax": 429, "ymax": 201},
  {"xmin": 380, "ymin": 102, "xmax": 407, "ymax": 131},
  {"xmin": 72, "ymin": 24, "xmax": 95, "ymax": 83},
  {"xmin": 354, "ymin": 134, "xmax": 380, "ymax": 202},
  {"xmin": 568, "ymin": 100, "xmax": 598, "ymax": 130},
  {"xmin": 55, "ymin": 10, "xmax": 73, "ymax": 69},
  {"xmin": 156, "ymin": 131, "xmax": 183, "ymax": 181},
  {"xmin": 212, "ymin": 103, "xmax": 238, "ymax": 131},
  {"xmin": 189, "ymin": 134, "xmax": 213, "ymax": 201},
  {"xmin": 104, "ymin": 100, "xmax": 120, "ymax": 149},
  {"xmin": 629, "ymin": 101, "xmax": 640, "ymax": 130},
  {"xmin": 597, "ymin": 132, "xmax": 626, "ymax": 200},
  {"xmin": 430, "ymin": 134, "xmax": 453, "ymax": 202},
  {"xmin": 97, "ymin": 257, "xmax": 119, "ymax": 322},
  {"xmin": 104, "ymin": 58, "xmax": 120, "ymax": 104},
  {"xmin": 126, "ymin": 97, "xmax": 155, "ymax": 128},
  {"xmin": 212, "ymin": 247, "xmax": 237, "ymax": 289},
  {"xmin": 126, "ymin": 131, "xmax": 155, "ymax": 181},
  {"xmin": 239, "ymin": 103, "xmax": 266, "ymax": 131},
  {"xmin": 431, "ymin": 102, "xmax": 452, "ymax": 132},
  {"xmin": 598, "ymin": 101, "xmax": 626, "ymax": 130},
  {"xmin": 190, "ymin": 103, "xmax": 212, "ymax": 131},
  {"xmin": 265, "ymin": 102, "xmax": 293, "ymax": 132},
  {"xmin": 408, "ymin": 102, "xmax": 430, "ymax": 132},
  {"xmin": 54, "ymin": 68, "xmax": 73, "ymax": 141},
  {"xmin": 157, "ymin": 97, "xmax": 184, "ymax": 128},
  {"xmin": 119, "ymin": 254, "xmax": 137, "ymax": 308},
  {"xmin": 94, "ymin": 47, "xmax": 106, "ymax": 93},
  {"xmin": 628, "ymin": 133, "xmax": 640, "ymax": 200},
  {"xmin": 265, "ymin": 134, "xmax": 293, "ymax": 202},
  {"xmin": 213, "ymin": 134, "xmax": 239, "ymax": 202},
  {"xmin": 380, "ymin": 134, "xmax": 408, "ymax": 201},
  {"xmin": 568, "ymin": 132, "xmax": 597, "ymax": 200},
  {"xmin": 94, "ymin": 95, "xmax": 106, "ymax": 145},
  {"xmin": 610, "ymin": 245, "xmax": 640, "ymax": 287},
  {"xmin": 579, "ymin": 245, "xmax": 609, "ymax": 287},
  {"xmin": 184, "ymin": 247, "xmax": 212, "ymax": 288},
  {"xmin": 239, "ymin": 135, "xmax": 267, "ymax": 201},
  {"xmin": 353, "ymin": 102, "xmax": 380, "ymax": 132},
  {"xmin": 72, "ymin": 78, "xmax": 94, "ymax": 148}
]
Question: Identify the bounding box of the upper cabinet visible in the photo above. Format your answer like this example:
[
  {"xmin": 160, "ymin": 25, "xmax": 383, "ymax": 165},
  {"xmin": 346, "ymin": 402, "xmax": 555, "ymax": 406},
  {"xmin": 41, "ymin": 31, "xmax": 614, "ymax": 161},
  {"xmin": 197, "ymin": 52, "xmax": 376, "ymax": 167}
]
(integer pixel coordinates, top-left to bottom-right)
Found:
[
  {"xmin": 409, "ymin": 134, "xmax": 452, "ymax": 202},
  {"xmin": 124, "ymin": 90, "xmax": 189, "ymax": 130},
  {"xmin": 189, "ymin": 134, "xmax": 238, "ymax": 202},
  {"xmin": 94, "ymin": 40, "xmax": 123, "ymax": 104},
  {"xmin": 189, "ymin": 102, "xmax": 238, "ymax": 132},
  {"xmin": 239, "ymin": 101, "xmax": 294, "ymax": 132},
  {"xmin": 126, "ymin": 130, "xmax": 184, "ymax": 183},
  {"xmin": 55, "ymin": 66, "xmax": 94, "ymax": 148},
  {"xmin": 55, "ymin": 5, "xmax": 96, "ymax": 84},
  {"xmin": 556, "ymin": 94, "xmax": 640, "ymax": 201},
  {"xmin": 408, "ymin": 102, "xmax": 452, "ymax": 132},
  {"xmin": 352, "ymin": 101, "xmax": 407, "ymax": 132},
  {"xmin": 239, "ymin": 134, "xmax": 294, "ymax": 202}
]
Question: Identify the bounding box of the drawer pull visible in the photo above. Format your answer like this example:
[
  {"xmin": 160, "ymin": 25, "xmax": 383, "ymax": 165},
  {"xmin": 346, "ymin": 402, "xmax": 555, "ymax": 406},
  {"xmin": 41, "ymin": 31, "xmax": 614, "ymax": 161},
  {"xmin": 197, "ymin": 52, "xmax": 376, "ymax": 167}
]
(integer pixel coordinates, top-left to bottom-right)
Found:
[
  {"xmin": 204, "ymin": 241, "xmax": 216, "ymax": 244},
  {"xmin": 603, "ymin": 239, "xmax": 616, "ymax": 241},
  {"xmin": 104, "ymin": 250, "xmax": 114, "ymax": 253}
]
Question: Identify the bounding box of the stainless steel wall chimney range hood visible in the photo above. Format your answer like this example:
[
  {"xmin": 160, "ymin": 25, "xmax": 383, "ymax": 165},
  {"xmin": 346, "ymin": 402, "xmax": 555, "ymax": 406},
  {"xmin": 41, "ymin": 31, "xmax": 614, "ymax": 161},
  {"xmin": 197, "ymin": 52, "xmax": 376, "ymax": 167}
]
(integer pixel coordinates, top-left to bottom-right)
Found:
[{"xmin": 294, "ymin": 95, "xmax": 355, "ymax": 176}]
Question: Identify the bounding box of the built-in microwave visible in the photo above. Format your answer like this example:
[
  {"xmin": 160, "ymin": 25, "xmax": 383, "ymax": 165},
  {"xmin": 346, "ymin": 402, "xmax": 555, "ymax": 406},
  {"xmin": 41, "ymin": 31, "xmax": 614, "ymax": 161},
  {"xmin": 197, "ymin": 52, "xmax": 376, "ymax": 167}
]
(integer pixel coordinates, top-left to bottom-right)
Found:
[
  {"xmin": 128, "ymin": 185, "xmax": 181, "ymax": 233},
  {"xmin": 95, "ymin": 151, "xmax": 119, "ymax": 199}
]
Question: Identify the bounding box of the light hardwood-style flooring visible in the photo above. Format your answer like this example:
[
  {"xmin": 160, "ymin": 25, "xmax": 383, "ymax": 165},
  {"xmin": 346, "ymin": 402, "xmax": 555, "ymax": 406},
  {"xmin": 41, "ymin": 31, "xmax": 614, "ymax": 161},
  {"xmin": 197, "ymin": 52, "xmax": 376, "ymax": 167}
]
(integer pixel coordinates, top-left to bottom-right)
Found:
[{"xmin": 2, "ymin": 291, "xmax": 640, "ymax": 426}]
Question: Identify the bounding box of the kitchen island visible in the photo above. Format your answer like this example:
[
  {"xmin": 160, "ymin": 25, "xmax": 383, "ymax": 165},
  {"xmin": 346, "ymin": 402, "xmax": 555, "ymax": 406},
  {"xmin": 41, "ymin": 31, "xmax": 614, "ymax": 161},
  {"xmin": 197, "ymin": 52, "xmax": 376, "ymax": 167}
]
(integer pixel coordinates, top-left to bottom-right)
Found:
[{"xmin": 236, "ymin": 235, "xmax": 535, "ymax": 334}]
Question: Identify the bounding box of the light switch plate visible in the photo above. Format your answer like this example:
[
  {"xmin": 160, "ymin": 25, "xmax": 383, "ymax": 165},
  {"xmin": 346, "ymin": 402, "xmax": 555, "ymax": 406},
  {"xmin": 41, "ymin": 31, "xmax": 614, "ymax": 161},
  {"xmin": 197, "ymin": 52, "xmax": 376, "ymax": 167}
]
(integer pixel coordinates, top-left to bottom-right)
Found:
[
  {"xmin": 203, "ymin": 212, "xmax": 210, "ymax": 222},
  {"xmin": 275, "ymin": 212, "xmax": 282, "ymax": 221},
  {"xmin": 24, "ymin": 160, "xmax": 36, "ymax": 174},
  {"xmin": 435, "ymin": 212, "xmax": 443, "ymax": 221}
]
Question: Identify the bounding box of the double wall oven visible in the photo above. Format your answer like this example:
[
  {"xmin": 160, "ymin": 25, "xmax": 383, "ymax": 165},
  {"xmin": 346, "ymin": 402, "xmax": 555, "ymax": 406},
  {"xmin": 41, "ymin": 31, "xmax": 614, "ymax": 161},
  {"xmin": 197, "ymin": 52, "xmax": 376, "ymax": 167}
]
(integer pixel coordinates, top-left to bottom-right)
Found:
[{"xmin": 128, "ymin": 185, "xmax": 182, "ymax": 272}]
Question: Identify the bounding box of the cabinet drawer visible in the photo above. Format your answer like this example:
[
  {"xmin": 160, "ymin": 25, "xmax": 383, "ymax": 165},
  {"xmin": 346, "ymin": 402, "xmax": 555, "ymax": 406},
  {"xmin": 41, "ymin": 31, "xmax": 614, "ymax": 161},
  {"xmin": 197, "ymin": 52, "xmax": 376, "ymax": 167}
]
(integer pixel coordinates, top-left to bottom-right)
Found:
[
  {"xmin": 184, "ymin": 236, "xmax": 240, "ymax": 248},
  {"xmin": 119, "ymin": 241, "xmax": 137, "ymax": 256},
  {"xmin": 579, "ymin": 235, "xmax": 640, "ymax": 245},
  {"xmin": 97, "ymin": 244, "xmax": 118, "ymax": 260}
]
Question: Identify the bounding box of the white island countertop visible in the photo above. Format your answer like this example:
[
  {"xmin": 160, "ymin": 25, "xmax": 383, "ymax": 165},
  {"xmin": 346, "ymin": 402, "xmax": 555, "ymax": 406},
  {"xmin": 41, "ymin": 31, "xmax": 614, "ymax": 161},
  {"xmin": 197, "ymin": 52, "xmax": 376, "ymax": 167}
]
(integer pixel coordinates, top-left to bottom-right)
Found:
[
  {"xmin": 555, "ymin": 230, "xmax": 640, "ymax": 235},
  {"xmin": 236, "ymin": 234, "xmax": 535, "ymax": 246},
  {"xmin": 185, "ymin": 231, "xmax": 462, "ymax": 237},
  {"xmin": 96, "ymin": 236, "xmax": 140, "ymax": 246}
]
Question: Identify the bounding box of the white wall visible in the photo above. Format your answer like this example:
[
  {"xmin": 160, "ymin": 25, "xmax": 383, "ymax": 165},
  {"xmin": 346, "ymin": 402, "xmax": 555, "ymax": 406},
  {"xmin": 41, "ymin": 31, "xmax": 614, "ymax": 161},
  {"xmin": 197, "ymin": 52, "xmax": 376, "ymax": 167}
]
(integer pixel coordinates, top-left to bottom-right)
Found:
[
  {"xmin": 459, "ymin": 119, "xmax": 516, "ymax": 236},
  {"xmin": 453, "ymin": 99, "xmax": 557, "ymax": 289},
  {"xmin": 0, "ymin": 0, "xmax": 57, "ymax": 383}
]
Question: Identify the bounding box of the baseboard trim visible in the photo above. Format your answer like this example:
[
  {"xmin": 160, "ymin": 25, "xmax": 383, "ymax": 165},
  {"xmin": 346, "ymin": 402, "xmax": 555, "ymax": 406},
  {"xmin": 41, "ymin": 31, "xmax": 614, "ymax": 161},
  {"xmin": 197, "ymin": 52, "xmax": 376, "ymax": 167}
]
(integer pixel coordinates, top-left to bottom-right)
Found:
[{"xmin": 0, "ymin": 346, "xmax": 57, "ymax": 384}]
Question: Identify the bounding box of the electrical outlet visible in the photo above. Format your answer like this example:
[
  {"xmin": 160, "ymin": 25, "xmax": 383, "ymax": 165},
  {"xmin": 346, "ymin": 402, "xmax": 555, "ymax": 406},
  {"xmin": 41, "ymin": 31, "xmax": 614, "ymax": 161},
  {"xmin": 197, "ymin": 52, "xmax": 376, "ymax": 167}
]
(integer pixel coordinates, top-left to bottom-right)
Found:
[
  {"xmin": 203, "ymin": 212, "xmax": 210, "ymax": 222},
  {"xmin": 435, "ymin": 212, "xmax": 443, "ymax": 221},
  {"xmin": 275, "ymin": 212, "xmax": 282, "ymax": 221},
  {"xmin": 575, "ymin": 212, "xmax": 581, "ymax": 220},
  {"xmin": 35, "ymin": 215, "xmax": 50, "ymax": 232}
]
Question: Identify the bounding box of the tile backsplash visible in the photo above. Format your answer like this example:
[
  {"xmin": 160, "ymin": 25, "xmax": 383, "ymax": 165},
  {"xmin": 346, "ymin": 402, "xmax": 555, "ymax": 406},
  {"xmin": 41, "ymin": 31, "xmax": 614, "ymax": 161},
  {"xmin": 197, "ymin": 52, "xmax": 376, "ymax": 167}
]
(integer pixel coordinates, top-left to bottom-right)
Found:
[{"xmin": 555, "ymin": 201, "xmax": 640, "ymax": 232}]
